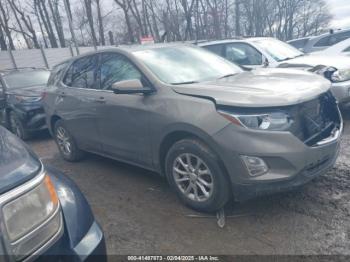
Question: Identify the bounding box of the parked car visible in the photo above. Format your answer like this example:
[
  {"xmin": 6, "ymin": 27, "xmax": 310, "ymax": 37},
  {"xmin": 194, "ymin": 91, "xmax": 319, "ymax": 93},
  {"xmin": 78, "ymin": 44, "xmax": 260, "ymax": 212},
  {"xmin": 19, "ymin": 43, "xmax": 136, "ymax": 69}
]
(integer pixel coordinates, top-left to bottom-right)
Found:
[
  {"xmin": 43, "ymin": 45, "xmax": 342, "ymax": 212},
  {"xmin": 313, "ymin": 38, "xmax": 350, "ymax": 56},
  {"xmin": 0, "ymin": 67, "xmax": 50, "ymax": 140},
  {"xmin": 0, "ymin": 125, "xmax": 106, "ymax": 260},
  {"xmin": 287, "ymin": 29, "xmax": 350, "ymax": 53},
  {"xmin": 199, "ymin": 37, "xmax": 350, "ymax": 108}
]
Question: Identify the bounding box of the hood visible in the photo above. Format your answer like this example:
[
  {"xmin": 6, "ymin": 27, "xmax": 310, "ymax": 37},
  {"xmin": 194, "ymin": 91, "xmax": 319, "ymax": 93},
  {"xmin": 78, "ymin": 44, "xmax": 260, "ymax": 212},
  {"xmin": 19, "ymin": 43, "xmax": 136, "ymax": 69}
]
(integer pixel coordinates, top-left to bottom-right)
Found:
[
  {"xmin": 8, "ymin": 85, "xmax": 46, "ymax": 97},
  {"xmin": 0, "ymin": 127, "xmax": 41, "ymax": 194},
  {"xmin": 279, "ymin": 54, "xmax": 350, "ymax": 70},
  {"xmin": 172, "ymin": 68, "xmax": 330, "ymax": 107}
]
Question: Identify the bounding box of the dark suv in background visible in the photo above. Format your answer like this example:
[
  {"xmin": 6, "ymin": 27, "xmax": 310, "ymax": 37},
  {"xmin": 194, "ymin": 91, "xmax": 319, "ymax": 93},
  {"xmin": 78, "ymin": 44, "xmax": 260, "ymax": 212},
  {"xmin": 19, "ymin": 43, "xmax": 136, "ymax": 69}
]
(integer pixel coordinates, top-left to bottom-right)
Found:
[
  {"xmin": 0, "ymin": 124, "xmax": 106, "ymax": 260},
  {"xmin": 44, "ymin": 45, "xmax": 342, "ymax": 212},
  {"xmin": 0, "ymin": 68, "xmax": 50, "ymax": 140}
]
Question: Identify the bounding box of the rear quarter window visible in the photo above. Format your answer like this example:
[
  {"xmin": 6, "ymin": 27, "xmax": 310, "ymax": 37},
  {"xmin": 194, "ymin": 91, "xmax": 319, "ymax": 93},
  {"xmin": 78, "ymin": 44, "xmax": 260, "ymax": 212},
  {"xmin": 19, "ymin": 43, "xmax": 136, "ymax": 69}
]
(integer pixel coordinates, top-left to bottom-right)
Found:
[
  {"xmin": 203, "ymin": 44, "xmax": 224, "ymax": 56},
  {"xmin": 47, "ymin": 62, "xmax": 69, "ymax": 86}
]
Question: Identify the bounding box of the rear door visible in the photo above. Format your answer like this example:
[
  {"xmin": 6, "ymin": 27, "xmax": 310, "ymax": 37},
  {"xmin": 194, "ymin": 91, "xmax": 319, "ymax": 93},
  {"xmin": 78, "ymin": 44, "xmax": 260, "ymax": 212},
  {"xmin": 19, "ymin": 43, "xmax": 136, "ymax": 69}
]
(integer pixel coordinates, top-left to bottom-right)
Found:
[
  {"xmin": 57, "ymin": 54, "xmax": 102, "ymax": 152},
  {"xmin": 95, "ymin": 52, "xmax": 154, "ymax": 168}
]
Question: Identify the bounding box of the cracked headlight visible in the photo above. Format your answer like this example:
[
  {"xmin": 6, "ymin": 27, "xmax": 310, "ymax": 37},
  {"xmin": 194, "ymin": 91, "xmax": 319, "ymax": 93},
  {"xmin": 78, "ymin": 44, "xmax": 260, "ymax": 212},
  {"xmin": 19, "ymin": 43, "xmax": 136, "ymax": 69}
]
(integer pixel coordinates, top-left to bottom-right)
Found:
[
  {"xmin": 218, "ymin": 111, "xmax": 293, "ymax": 131},
  {"xmin": 331, "ymin": 69, "xmax": 350, "ymax": 82}
]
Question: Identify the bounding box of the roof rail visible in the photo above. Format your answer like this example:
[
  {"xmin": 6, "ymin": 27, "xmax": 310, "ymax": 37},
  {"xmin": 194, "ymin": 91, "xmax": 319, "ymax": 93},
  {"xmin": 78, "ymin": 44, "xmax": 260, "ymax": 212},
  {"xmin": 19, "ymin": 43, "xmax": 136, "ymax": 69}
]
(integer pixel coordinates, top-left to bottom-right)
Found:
[{"xmin": 0, "ymin": 67, "xmax": 46, "ymax": 72}]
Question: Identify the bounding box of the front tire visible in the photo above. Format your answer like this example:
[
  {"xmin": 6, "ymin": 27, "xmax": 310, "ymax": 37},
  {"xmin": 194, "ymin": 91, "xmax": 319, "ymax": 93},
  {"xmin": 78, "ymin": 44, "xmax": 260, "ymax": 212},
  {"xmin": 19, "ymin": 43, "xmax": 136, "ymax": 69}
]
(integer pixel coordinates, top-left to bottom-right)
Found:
[
  {"xmin": 54, "ymin": 120, "xmax": 85, "ymax": 162},
  {"xmin": 165, "ymin": 138, "xmax": 230, "ymax": 212},
  {"xmin": 9, "ymin": 111, "xmax": 31, "ymax": 140}
]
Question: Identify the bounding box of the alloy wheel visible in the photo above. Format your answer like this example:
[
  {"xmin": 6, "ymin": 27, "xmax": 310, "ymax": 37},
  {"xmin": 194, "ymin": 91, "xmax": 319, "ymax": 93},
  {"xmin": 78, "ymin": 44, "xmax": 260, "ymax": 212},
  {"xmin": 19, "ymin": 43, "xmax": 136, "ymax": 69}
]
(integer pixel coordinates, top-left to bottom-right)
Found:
[
  {"xmin": 172, "ymin": 153, "xmax": 214, "ymax": 202},
  {"xmin": 56, "ymin": 126, "xmax": 72, "ymax": 156}
]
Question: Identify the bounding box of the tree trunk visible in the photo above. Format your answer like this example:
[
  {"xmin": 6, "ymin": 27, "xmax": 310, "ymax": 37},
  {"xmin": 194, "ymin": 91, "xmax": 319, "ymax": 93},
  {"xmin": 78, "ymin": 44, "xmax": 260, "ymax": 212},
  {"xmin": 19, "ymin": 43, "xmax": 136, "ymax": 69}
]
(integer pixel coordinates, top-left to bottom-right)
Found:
[
  {"xmin": 48, "ymin": 0, "xmax": 65, "ymax": 47},
  {"xmin": 0, "ymin": 26, "xmax": 7, "ymax": 50},
  {"xmin": 96, "ymin": 0, "xmax": 105, "ymax": 45},
  {"xmin": 38, "ymin": 0, "xmax": 58, "ymax": 47}
]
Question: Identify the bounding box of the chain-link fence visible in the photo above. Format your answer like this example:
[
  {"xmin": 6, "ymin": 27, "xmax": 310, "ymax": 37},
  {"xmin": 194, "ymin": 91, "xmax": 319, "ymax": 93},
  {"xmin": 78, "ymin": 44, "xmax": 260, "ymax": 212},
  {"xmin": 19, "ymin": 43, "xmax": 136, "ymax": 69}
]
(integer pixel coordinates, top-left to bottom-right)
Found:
[{"xmin": 0, "ymin": 45, "xmax": 113, "ymax": 70}]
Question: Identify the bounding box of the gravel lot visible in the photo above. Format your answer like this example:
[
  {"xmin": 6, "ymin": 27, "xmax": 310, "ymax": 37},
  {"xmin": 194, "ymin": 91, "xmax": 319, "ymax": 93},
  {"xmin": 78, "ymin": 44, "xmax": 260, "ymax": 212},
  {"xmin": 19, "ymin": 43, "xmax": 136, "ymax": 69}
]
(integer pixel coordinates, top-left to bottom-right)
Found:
[{"xmin": 27, "ymin": 112, "xmax": 350, "ymax": 255}]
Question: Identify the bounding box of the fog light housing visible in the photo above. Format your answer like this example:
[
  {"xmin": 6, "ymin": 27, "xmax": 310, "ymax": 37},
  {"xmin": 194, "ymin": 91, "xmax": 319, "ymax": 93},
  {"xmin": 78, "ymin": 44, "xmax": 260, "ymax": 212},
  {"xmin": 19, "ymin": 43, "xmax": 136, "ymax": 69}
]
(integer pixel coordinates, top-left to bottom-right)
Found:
[{"xmin": 241, "ymin": 155, "xmax": 269, "ymax": 177}]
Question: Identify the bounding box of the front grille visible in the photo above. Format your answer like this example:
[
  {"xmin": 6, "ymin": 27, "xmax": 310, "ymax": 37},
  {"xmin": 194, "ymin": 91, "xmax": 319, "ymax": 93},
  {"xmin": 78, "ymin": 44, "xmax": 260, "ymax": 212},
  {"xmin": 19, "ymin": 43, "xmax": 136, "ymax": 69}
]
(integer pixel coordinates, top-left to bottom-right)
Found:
[{"xmin": 288, "ymin": 91, "xmax": 341, "ymax": 146}]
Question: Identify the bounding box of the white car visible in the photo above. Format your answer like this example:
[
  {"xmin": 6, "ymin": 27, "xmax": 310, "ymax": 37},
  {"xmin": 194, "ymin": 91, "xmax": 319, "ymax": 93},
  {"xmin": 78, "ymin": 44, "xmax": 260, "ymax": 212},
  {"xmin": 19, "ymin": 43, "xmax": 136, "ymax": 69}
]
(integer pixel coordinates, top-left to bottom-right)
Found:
[
  {"xmin": 199, "ymin": 37, "xmax": 350, "ymax": 108},
  {"xmin": 314, "ymin": 38, "xmax": 350, "ymax": 56}
]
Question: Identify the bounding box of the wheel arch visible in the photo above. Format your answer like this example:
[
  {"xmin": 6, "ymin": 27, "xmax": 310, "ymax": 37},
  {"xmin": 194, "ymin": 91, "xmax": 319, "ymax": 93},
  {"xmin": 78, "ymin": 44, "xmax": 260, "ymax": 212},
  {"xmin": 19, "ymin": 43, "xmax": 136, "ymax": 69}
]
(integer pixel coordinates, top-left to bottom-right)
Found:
[
  {"xmin": 50, "ymin": 115, "xmax": 62, "ymax": 135},
  {"xmin": 157, "ymin": 125, "xmax": 231, "ymax": 187}
]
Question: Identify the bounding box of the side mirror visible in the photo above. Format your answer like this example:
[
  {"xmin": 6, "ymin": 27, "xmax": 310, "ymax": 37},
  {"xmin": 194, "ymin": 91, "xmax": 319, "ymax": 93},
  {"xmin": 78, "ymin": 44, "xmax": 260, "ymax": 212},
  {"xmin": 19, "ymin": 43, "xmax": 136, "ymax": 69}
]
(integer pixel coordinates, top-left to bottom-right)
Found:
[{"xmin": 111, "ymin": 79, "xmax": 153, "ymax": 95}]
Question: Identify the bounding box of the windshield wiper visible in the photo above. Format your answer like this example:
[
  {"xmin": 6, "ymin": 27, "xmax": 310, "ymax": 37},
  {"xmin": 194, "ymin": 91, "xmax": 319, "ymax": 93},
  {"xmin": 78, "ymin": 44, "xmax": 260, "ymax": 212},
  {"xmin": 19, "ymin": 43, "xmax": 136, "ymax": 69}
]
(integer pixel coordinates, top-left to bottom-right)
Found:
[
  {"xmin": 171, "ymin": 81, "xmax": 199, "ymax": 85},
  {"xmin": 219, "ymin": 73, "xmax": 237, "ymax": 79}
]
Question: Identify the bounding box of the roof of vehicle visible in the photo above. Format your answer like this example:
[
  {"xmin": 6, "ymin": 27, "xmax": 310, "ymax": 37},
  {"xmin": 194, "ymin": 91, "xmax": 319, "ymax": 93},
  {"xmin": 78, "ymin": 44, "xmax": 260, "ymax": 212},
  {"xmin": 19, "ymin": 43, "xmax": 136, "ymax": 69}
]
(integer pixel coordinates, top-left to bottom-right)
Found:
[
  {"xmin": 52, "ymin": 43, "xmax": 199, "ymax": 66},
  {"xmin": 197, "ymin": 37, "xmax": 277, "ymax": 46},
  {"xmin": 287, "ymin": 36, "xmax": 311, "ymax": 43}
]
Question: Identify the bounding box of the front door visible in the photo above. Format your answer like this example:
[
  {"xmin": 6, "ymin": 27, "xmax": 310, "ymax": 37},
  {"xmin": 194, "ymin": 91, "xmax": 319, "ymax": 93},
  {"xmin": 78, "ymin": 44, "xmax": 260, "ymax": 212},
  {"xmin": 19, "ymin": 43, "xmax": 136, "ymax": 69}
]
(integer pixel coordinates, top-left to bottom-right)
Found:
[{"xmin": 95, "ymin": 53, "xmax": 154, "ymax": 168}]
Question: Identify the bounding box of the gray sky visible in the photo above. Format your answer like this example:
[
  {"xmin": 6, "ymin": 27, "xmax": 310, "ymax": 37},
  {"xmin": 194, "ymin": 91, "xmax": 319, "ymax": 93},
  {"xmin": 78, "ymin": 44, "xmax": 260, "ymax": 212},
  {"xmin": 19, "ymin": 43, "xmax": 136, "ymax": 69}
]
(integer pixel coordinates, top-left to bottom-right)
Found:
[{"xmin": 328, "ymin": 0, "xmax": 350, "ymax": 28}]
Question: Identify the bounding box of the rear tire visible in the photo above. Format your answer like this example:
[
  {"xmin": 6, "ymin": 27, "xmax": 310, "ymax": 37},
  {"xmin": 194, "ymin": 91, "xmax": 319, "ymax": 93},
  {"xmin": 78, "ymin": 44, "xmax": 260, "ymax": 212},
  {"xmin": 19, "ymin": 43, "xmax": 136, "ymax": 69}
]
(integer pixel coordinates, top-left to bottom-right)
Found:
[
  {"xmin": 165, "ymin": 138, "xmax": 230, "ymax": 212},
  {"xmin": 9, "ymin": 111, "xmax": 31, "ymax": 140},
  {"xmin": 54, "ymin": 120, "xmax": 85, "ymax": 162}
]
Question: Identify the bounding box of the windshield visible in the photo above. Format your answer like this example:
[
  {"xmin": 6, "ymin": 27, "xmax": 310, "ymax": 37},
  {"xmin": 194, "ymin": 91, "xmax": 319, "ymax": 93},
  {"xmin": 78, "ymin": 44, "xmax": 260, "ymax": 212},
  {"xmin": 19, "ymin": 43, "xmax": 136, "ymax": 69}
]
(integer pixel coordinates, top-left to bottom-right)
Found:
[
  {"xmin": 253, "ymin": 38, "xmax": 304, "ymax": 62},
  {"xmin": 133, "ymin": 46, "xmax": 243, "ymax": 85},
  {"xmin": 3, "ymin": 70, "xmax": 50, "ymax": 89}
]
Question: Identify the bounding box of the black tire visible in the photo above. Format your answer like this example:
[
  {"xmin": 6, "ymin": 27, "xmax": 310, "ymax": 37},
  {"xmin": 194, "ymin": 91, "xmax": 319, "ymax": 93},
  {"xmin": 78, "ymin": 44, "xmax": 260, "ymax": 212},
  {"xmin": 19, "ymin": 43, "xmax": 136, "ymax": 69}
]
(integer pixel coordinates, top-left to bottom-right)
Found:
[
  {"xmin": 9, "ymin": 111, "xmax": 31, "ymax": 140},
  {"xmin": 54, "ymin": 120, "xmax": 85, "ymax": 162},
  {"xmin": 165, "ymin": 138, "xmax": 230, "ymax": 212}
]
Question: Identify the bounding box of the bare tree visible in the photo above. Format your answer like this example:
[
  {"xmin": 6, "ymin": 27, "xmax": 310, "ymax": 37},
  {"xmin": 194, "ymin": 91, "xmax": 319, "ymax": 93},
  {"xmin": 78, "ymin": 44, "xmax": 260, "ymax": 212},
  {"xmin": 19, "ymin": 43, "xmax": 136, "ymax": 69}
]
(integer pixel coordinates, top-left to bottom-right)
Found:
[
  {"xmin": 48, "ymin": 0, "xmax": 66, "ymax": 47},
  {"xmin": 114, "ymin": 0, "xmax": 135, "ymax": 43},
  {"xmin": 0, "ymin": 0, "xmax": 15, "ymax": 50},
  {"xmin": 84, "ymin": 0, "xmax": 98, "ymax": 47},
  {"xmin": 8, "ymin": 0, "xmax": 41, "ymax": 48},
  {"xmin": 96, "ymin": 0, "xmax": 105, "ymax": 45}
]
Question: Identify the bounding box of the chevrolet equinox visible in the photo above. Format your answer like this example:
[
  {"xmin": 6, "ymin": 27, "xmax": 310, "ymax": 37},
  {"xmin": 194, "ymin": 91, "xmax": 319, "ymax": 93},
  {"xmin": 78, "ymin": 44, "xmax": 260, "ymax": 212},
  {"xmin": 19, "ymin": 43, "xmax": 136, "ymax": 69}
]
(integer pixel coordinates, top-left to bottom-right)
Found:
[{"xmin": 44, "ymin": 44, "xmax": 343, "ymax": 212}]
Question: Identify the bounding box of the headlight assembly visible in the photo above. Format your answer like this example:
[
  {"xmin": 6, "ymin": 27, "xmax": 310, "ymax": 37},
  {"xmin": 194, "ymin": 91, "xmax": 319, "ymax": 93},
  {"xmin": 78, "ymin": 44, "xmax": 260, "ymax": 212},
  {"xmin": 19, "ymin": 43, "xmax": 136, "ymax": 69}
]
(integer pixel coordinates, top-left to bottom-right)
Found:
[
  {"xmin": 331, "ymin": 69, "xmax": 350, "ymax": 82},
  {"xmin": 218, "ymin": 110, "xmax": 293, "ymax": 131},
  {"xmin": 14, "ymin": 95, "xmax": 43, "ymax": 103},
  {"xmin": 2, "ymin": 173, "xmax": 61, "ymax": 259}
]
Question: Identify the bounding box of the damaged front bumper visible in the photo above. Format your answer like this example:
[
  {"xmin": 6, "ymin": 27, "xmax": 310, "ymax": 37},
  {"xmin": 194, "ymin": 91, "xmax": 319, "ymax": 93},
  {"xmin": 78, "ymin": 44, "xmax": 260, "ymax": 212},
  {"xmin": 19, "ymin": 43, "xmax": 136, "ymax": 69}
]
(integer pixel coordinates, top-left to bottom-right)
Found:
[{"xmin": 212, "ymin": 92, "xmax": 343, "ymax": 201}]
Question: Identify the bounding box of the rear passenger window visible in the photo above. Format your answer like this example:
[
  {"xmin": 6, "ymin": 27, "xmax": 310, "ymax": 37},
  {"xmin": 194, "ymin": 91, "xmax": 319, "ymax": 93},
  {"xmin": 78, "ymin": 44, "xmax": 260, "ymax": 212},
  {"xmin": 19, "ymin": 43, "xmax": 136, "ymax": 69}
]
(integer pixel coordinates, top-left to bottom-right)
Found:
[
  {"xmin": 225, "ymin": 43, "xmax": 262, "ymax": 66},
  {"xmin": 203, "ymin": 44, "xmax": 224, "ymax": 56},
  {"xmin": 63, "ymin": 55, "xmax": 98, "ymax": 89},
  {"xmin": 289, "ymin": 39, "xmax": 309, "ymax": 49},
  {"xmin": 99, "ymin": 53, "xmax": 142, "ymax": 90}
]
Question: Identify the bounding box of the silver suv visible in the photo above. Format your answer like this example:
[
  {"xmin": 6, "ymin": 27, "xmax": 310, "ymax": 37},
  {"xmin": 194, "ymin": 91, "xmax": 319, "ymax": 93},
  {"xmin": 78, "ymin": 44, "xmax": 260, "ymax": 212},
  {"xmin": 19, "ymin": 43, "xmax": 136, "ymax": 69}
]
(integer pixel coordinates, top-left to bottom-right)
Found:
[{"xmin": 43, "ymin": 44, "xmax": 342, "ymax": 212}]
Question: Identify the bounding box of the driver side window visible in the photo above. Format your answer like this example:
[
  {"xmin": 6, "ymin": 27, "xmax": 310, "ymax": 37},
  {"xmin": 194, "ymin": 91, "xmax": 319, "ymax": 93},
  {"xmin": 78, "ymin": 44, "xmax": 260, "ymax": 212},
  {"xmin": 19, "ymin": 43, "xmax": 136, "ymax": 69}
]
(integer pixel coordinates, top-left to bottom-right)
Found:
[
  {"xmin": 99, "ymin": 53, "xmax": 142, "ymax": 90},
  {"xmin": 225, "ymin": 43, "xmax": 263, "ymax": 66}
]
